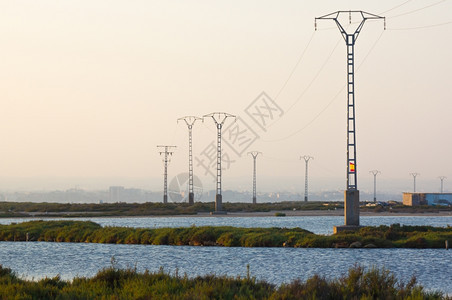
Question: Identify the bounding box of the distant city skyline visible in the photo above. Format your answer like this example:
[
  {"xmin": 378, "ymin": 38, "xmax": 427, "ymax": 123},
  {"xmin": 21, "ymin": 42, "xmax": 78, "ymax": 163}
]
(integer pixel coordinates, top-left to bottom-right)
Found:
[{"xmin": 0, "ymin": 1, "xmax": 450, "ymax": 195}]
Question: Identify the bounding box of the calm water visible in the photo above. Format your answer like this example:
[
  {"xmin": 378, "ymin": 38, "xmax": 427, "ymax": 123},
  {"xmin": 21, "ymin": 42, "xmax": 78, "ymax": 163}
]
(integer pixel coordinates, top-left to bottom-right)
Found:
[
  {"xmin": 1, "ymin": 215, "xmax": 451, "ymax": 294},
  {"xmin": 1, "ymin": 215, "xmax": 451, "ymax": 234},
  {"xmin": 0, "ymin": 242, "xmax": 451, "ymax": 294}
]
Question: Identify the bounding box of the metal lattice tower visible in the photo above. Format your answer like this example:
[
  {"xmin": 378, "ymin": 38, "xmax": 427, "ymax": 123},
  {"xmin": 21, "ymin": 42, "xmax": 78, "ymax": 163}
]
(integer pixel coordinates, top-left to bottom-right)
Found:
[
  {"xmin": 203, "ymin": 112, "xmax": 236, "ymax": 212},
  {"xmin": 300, "ymin": 156, "xmax": 314, "ymax": 202},
  {"xmin": 248, "ymin": 151, "xmax": 262, "ymax": 204},
  {"xmin": 157, "ymin": 145, "xmax": 176, "ymax": 203},
  {"xmin": 316, "ymin": 11, "xmax": 385, "ymax": 229},
  {"xmin": 178, "ymin": 116, "xmax": 202, "ymax": 205},
  {"xmin": 369, "ymin": 170, "xmax": 381, "ymax": 203},
  {"xmin": 438, "ymin": 176, "xmax": 447, "ymax": 193},
  {"xmin": 410, "ymin": 172, "xmax": 420, "ymax": 193},
  {"xmin": 316, "ymin": 11, "xmax": 385, "ymax": 191}
]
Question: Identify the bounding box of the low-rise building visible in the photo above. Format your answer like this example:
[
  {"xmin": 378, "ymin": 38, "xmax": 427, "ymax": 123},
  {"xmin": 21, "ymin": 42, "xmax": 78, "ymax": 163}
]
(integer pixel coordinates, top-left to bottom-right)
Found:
[{"xmin": 403, "ymin": 192, "xmax": 452, "ymax": 206}]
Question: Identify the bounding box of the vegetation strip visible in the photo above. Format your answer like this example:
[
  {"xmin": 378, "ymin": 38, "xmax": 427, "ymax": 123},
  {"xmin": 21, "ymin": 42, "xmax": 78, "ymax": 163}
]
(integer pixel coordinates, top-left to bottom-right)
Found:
[
  {"xmin": 0, "ymin": 264, "xmax": 445, "ymax": 299},
  {"xmin": 1, "ymin": 201, "xmax": 449, "ymax": 218},
  {"xmin": 1, "ymin": 221, "xmax": 451, "ymax": 248}
]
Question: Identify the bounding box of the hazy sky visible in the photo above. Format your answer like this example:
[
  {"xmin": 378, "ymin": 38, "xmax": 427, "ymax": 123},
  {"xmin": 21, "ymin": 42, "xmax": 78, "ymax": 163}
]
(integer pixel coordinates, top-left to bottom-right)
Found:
[{"xmin": 0, "ymin": 0, "xmax": 451, "ymax": 194}]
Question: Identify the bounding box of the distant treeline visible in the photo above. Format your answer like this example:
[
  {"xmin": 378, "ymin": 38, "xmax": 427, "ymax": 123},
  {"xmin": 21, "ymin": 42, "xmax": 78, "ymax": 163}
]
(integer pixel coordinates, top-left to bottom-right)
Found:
[
  {"xmin": 0, "ymin": 263, "xmax": 445, "ymax": 299},
  {"xmin": 1, "ymin": 200, "xmax": 450, "ymax": 218},
  {"xmin": 1, "ymin": 221, "xmax": 450, "ymax": 248},
  {"xmin": 0, "ymin": 201, "xmax": 339, "ymax": 217}
]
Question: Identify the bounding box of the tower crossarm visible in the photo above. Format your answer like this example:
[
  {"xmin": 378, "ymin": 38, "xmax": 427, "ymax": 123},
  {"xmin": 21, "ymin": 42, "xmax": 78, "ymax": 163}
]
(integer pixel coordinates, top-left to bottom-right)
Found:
[{"xmin": 315, "ymin": 11, "xmax": 385, "ymax": 43}]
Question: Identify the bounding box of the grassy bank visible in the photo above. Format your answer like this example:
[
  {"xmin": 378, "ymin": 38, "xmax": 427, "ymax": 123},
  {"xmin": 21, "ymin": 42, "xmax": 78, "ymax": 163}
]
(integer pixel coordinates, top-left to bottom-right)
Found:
[
  {"xmin": 1, "ymin": 221, "xmax": 451, "ymax": 248},
  {"xmin": 0, "ymin": 264, "xmax": 445, "ymax": 299}
]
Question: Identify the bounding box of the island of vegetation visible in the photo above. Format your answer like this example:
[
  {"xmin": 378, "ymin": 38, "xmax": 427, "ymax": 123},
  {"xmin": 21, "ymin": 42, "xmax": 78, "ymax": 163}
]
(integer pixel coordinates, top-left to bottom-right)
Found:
[
  {"xmin": 1, "ymin": 220, "xmax": 450, "ymax": 248},
  {"xmin": 0, "ymin": 264, "xmax": 445, "ymax": 299}
]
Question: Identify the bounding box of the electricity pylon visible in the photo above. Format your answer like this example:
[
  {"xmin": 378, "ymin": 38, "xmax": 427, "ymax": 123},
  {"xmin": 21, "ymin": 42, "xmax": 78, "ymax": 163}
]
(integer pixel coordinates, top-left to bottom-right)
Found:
[
  {"xmin": 410, "ymin": 172, "xmax": 420, "ymax": 193},
  {"xmin": 248, "ymin": 151, "xmax": 262, "ymax": 204},
  {"xmin": 316, "ymin": 11, "xmax": 385, "ymax": 228},
  {"xmin": 203, "ymin": 112, "xmax": 236, "ymax": 212},
  {"xmin": 300, "ymin": 155, "xmax": 314, "ymax": 202},
  {"xmin": 438, "ymin": 176, "xmax": 447, "ymax": 194},
  {"xmin": 369, "ymin": 170, "xmax": 381, "ymax": 203},
  {"xmin": 178, "ymin": 116, "xmax": 202, "ymax": 205},
  {"xmin": 157, "ymin": 145, "xmax": 176, "ymax": 203}
]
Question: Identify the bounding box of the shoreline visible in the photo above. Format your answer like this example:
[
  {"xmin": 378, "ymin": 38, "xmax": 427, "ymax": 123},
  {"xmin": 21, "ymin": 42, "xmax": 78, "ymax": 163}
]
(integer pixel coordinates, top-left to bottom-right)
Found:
[{"xmin": 3, "ymin": 209, "xmax": 451, "ymax": 219}]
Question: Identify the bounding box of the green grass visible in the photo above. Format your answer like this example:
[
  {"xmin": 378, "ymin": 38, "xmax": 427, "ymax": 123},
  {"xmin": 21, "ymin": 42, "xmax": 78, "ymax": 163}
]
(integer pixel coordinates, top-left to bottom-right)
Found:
[
  {"xmin": 1, "ymin": 221, "xmax": 451, "ymax": 248},
  {"xmin": 0, "ymin": 264, "xmax": 446, "ymax": 299}
]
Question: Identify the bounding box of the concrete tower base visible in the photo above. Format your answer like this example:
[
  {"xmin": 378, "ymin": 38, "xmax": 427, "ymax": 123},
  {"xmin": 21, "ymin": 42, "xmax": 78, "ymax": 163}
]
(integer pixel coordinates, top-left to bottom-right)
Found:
[
  {"xmin": 210, "ymin": 194, "xmax": 227, "ymax": 215},
  {"xmin": 333, "ymin": 190, "xmax": 361, "ymax": 234},
  {"xmin": 188, "ymin": 192, "xmax": 194, "ymax": 205}
]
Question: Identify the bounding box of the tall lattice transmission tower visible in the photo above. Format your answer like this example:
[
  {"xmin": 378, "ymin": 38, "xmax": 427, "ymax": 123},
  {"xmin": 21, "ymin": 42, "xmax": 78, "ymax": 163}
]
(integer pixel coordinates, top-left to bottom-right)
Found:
[
  {"xmin": 300, "ymin": 155, "xmax": 314, "ymax": 202},
  {"xmin": 438, "ymin": 176, "xmax": 447, "ymax": 194},
  {"xmin": 248, "ymin": 151, "xmax": 262, "ymax": 204},
  {"xmin": 203, "ymin": 112, "xmax": 236, "ymax": 212},
  {"xmin": 369, "ymin": 170, "xmax": 381, "ymax": 203},
  {"xmin": 316, "ymin": 11, "xmax": 385, "ymax": 230},
  {"xmin": 410, "ymin": 172, "xmax": 420, "ymax": 193},
  {"xmin": 157, "ymin": 145, "xmax": 176, "ymax": 204},
  {"xmin": 178, "ymin": 116, "xmax": 202, "ymax": 205}
]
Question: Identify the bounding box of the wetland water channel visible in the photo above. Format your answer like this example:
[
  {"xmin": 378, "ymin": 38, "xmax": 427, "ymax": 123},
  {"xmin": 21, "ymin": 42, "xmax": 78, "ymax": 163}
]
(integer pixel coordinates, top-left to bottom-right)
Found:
[{"xmin": 0, "ymin": 215, "xmax": 451, "ymax": 294}]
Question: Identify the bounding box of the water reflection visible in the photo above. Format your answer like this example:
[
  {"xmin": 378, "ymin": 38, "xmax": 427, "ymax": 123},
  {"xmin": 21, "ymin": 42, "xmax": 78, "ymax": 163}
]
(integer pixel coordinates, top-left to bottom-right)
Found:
[{"xmin": 0, "ymin": 242, "xmax": 450, "ymax": 294}]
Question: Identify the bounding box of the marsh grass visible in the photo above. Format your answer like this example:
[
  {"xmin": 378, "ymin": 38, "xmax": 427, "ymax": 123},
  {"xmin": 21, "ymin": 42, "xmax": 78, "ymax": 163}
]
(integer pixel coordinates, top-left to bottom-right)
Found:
[{"xmin": 0, "ymin": 264, "xmax": 446, "ymax": 299}]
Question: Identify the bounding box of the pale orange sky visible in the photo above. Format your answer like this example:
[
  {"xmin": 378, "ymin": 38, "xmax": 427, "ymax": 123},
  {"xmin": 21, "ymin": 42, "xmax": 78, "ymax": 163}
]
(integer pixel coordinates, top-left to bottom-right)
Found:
[{"xmin": 0, "ymin": 0, "xmax": 451, "ymax": 194}]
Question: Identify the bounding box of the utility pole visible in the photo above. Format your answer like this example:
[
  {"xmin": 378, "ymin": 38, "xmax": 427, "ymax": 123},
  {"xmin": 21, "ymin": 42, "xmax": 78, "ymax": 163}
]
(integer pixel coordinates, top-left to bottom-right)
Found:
[
  {"xmin": 438, "ymin": 176, "xmax": 446, "ymax": 194},
  {"xmin": 178, "ymin": 116, "xmax": 202, "ymax": 205},
  {"xmin": 203, "ymin": 112, "xmax": 236, "ymax": 212},
  {"xmin": 410, "ymin": 172, "xmax": 420, "ymax": 193},
  {"xmin": 157, "ymin": 145, "xmax": 176, "ymax": 204},
  {"xmin": 300, "ymin": 155, "xmax": 314, "ymax": 202},
  {"xmin": 369, "ymin": 170, "xmax": 381, "ymax": 203},
  {"xmin": 248, "ymin": 151, "xmax": 262, "ymax": 204},
  {"xmin": 316, "ymin": 11, "xmax": 385, "ymax": 230}
]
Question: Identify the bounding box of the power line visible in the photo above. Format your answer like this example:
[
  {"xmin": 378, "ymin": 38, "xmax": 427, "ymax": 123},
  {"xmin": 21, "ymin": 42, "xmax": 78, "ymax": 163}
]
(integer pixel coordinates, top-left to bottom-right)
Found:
[
  {"xmin": 262, "ymin": 29, "xmax": 385, "ymax": 143},
  {"xmin": 387, "ymin": 0, "xmax": 447, "ymax": 19},
  {"xmin": 274, "ymin": 31, "xmax": 316, "ymax": 100},
  {"xmin": 387, "ymin": 20, "xmax": 452, "ymax": 30},
  {"xmin": 380, "ymin": 0, "xmax": 413, "ymax": 14}
]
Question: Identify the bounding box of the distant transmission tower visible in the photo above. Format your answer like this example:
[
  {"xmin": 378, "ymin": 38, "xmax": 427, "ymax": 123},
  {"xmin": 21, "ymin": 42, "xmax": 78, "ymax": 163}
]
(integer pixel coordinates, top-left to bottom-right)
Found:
[
  {"xmin": 410, "ymin": 172, "xmax": 420, "ymax": 193},
  {"xmin": 369, "ymin": 170, "xmax": 381, "ymax": 203},
  {"xmin": 203, "ymin": 112, "xmax": 236, "ymax": 212},
  {"xmin": 178, "ymin": 116, "xmax": 202, "ymax": 205},
  {"xmin": 438, "ymin": 176, "xmax": 447, "ymax": 193},
  {"xmin": 248, "ymin": 151, "xmax": 262, "ymax": 204},
  {"xmin": 300, "ymin": 155, "xmax": 314, "ymax": 202},
  {"xmin": 316, "ymin": 11, "xmax": 385, "ymax": 228},
  {"xmin": 157, "ymin": 145, "xmax": 176, "ymax": 203}
]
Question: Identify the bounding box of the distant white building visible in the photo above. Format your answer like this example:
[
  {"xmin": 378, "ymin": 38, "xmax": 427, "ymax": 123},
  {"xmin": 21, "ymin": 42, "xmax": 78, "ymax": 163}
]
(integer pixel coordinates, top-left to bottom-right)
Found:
[{"xmin": 109, "ymin": 186, "xmax": 124, "ymax": 202}]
